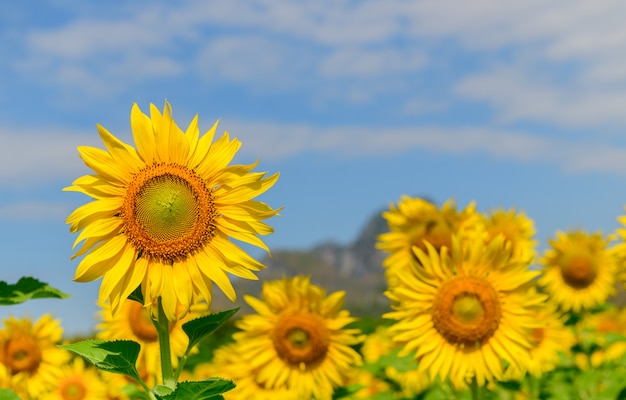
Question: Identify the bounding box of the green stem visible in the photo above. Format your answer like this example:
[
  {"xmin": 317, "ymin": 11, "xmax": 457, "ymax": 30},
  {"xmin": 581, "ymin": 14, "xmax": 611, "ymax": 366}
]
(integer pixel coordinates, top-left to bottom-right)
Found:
[
  {"xmin": 154, "ymin": 297, "xmax": 176, "ymax": 389},
  {"xmin": 174, "ymin": 350, "xmax": 190, "ymax": 381},
  {"xmin": 470, "ymin": 377, "xmax": 481, "ymax": 400}
]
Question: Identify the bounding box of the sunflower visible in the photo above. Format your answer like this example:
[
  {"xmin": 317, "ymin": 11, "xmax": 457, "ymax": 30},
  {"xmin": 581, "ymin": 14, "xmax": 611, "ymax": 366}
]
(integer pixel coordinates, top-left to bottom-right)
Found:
[
  {"xmin": 65, "ymin": 101, "xmax": 280, "ymax": 320},
  {"xmin": 376, "ymin": 196, "xmax": 479, "ymax": 279},
  {"xmin": 538, "ymin": 230, "xmax": 616, "ymax": 313},
  {"xmin": 505, "ymin": 303, "xmax": 575, "ymax": 379},
  {"xmin": 576, "ymin": 306, "xmax": 626, "ymax": 369},
  {"xmin": 232, "ymin": 276, "xmax": 364, "ymax": 400},
  {"xmin": 40, "ymin": 357, "xmax": 108, "ymax": 400},
  {"xmin": 384, "ymin": 236, "xmax": 543, "ymax": 389},
  {"xmin": 480, "ymin": 208, "xmax": 537, "ymax": 262},
  {"xmin": 199, "ymin": 342, "xmax": 298, "ymax": 400},
  {"xmin": 0, "ymin": 314, "xmax": 69, "ymax": 399},
  {"xmin": 97, "ymin": 298, "xmax": 209, "ymax": 384}
]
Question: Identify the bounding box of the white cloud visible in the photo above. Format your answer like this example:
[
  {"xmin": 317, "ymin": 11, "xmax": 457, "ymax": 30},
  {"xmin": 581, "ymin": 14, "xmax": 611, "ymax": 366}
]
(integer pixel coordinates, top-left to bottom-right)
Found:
[
  {"xmin": 223, "ymin": 119, "xmax": 626, "ymax": 175},
  {"xmin": 0, "ymin": 201, "xmax": 71, "ymax": 220},
  {"xmin": 0, "ymin": 127, "xmax": 97, "ymax": 187},
  {"xmin": 11, "ymin": 0, "xmax": 626, "ymax": 127}
]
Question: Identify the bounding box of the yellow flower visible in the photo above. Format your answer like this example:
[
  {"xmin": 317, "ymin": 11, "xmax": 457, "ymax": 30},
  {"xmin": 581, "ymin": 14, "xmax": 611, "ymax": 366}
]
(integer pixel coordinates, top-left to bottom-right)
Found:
[
  {"xmin": 199, "ymin": 342, "xmax": 298, "ymax": 400},
  {"xmin": 385, "ymin": 236, "xmax": 543, "ymax": 389},
  {"xmin": 97, "ymin": 298, "xmax": 209, "ymax": 384},
  {"xmin": 538, "ymin": 231, "xmax": 616, "ymax": 313},
  {"xmin": 41, "ymin": 357, "xmax": 108, "ymax": 400},
  {"xmin": 576, "ymin": 306, "xmax": 626, "ymax": 368},
  {"xmin": 65, "ymin": 101, "xmax": 280, "ymax": 320},
  {"xmin": 480, "ymin": 208, "xmax": 537, "ymax": 262},
  {"xmin": 360, "ymin": 325, "xmax": 396, "ymax": 364},
  {"xmin": 0, "ymin": 314, "xmax": 69, "ymax": 399},
  {"xmin": 505, "ymin": 303, "xmax": 575, "ymax": 379},
  {"xmin": 377, "ymin": 196, "xmax": 478, "ymax": 278},
  {"xmin": 233, "ymin": 276, "xmax": 364, "ymax": 400}
]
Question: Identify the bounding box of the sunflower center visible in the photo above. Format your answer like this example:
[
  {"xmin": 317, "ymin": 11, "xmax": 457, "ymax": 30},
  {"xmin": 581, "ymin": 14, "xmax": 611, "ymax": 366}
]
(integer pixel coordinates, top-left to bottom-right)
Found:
[
  {"xmin": 122, "ymin": 163, "xmax": 217, "ymax": 263},
  {"xmin": 128, "ymin": 301, "xmax": 160, "ymax": 341},
  {"xmin": 561, "ymin": 253, "xmax": 597, "ymax": 289},
  {"xmin": 271, "ymin": 313, "xmax": 330, "ymax": 367},
  {"xmin": 531, "ymin": 327, "xmax": 545, "ymax": 346},
  {"xmin": 60, "ymin": 377, "xmax": 87, "ymax": 400},
  {"xmin": 5, "ymin": 336, "xmax": 42, "ymax": 373},
  {"xmin": 432, "ymin": 276, "xmax": 502, "ymax": 348},
  {"xmin": 416, "ymin": 220, "xmax": 452, "ymax": 252}
]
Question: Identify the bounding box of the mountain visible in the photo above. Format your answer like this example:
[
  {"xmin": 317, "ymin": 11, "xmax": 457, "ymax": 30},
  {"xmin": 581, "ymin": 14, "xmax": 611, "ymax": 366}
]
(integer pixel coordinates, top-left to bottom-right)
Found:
[{"xmin": 210, "ymin": 210, "xmax": 392, "ymax": 317}]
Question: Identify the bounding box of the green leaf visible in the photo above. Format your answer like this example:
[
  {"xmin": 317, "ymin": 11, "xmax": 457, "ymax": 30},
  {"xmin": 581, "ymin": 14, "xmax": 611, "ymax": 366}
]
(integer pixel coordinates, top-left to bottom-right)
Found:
[
  {"xmin": 0, "ymin": 388, "xmax": 22, "ymax": 400},
  {"xmin": 159, "ymin": 378, "xmax": 235, "ymax": 400},
  {"xmin": 0, "ymin": 277, "xmax": 70, "ymax": 305},
  {"xmin": 127, "ymin": 285, "xmax": 144, "ymax": 304},
  {"xmin": 60, "ymin": 339, "xmax": 143, "ymax": 383},
  {"xmin": 182, "ymin": 308, "xmax": 239, "ymax": 350}
]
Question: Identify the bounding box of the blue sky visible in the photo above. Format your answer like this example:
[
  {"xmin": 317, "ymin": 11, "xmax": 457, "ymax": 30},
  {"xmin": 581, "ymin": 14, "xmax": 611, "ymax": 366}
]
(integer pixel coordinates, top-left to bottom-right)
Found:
[{"xmin": 2, "ymin": 0, "xmax": 626, "ymax": 336}]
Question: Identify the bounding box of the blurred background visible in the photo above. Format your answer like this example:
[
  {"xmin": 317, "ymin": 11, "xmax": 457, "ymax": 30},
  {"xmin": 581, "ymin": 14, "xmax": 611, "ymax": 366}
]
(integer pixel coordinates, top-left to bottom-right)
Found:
[{"xmin": 2, "ymin": 0, "xmax": 626, "ymax": 336}]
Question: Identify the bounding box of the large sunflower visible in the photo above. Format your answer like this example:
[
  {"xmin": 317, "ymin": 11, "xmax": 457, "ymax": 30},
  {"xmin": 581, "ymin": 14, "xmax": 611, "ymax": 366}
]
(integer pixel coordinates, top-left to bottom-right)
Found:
[
  {"xmin": 384, "ymin": 236, "xmax": 543, "ymax": 389},
  {"xmin": 538, "ymin": 230, "xmax": 616, "ymax": 313},
  {"xmin": 65, "ymin": 101, "xmax": 280, "ymax": 320},
  {"xmin": 97, "ymin": 298, "xmax": 209, "ymax": 385},
  {"xmin": 376, "ymin": 196, "xmax": 479, "ymax": 278},
  {"xmin": 232, "ymin": 276, "xmax": 364, "ymax": 400},
  {"xmin": 0, "ymin": 314, "xmax": 69, "ymax": 399}
]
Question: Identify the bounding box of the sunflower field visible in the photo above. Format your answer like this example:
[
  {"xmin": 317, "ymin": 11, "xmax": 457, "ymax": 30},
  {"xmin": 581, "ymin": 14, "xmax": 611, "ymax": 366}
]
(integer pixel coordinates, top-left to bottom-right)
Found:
[{"xmin": 3, "ymin": 102, "xmax": 626, "ymax": 400}]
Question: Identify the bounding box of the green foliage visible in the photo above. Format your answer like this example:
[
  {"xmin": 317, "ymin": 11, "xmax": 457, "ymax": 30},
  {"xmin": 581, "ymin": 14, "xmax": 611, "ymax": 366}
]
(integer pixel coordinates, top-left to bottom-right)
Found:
[
  {"xmin": 0, "ymin": 388, "xmax": 21, "ymax": 400},
  {"xmin": 0, "ymin": 277, "xmax": 69, "ymax": 305},
  {"xmin": 157, "ymin": 378, "xmax": 235, "ymax": 400},
  {"xmin": 182, "ymin": 308, "xmax": 239, "ymax": 351},
  {"xmin": 60, "ymin": 339, "xmax": 143, "ymax": 384}
]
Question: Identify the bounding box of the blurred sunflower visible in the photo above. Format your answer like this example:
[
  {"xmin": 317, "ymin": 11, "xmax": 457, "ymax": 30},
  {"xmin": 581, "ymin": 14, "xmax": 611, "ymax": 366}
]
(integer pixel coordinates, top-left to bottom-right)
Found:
[
  {"xmin": 0, "ymin": 314, "xmax": 69, "ymax": 399},
  {"xmin": 505, "ymin": 303, "xmax": 575, "ymax": 379},
  {"xmin": 376, "ymin": 196, "xmax": 478, "ymax": 278},
  {"xmin": 65, "ymin": 101, "xmax": 280, "ymax": 320},
  {"xmin": 233, "ymin": 276, "xmax": 364, "ymax": 399},
  {"xmin": 360, "ymin": 325, "xmax": 430, "ymax": 397},
  {"xmin": 41, "ymin": 357, "xmax": 107, "ymax": 400},
  {"xmin": 199, "ymin": 342, "xmax": 298, "ymax": 400},
  {"xmin": 538, "ymin": 231, "xmax": 616, "ymax": 313},
  {"xmin": 480, "ymin": 208, "xmax": 537, "ymax": 262},
  {"xmin": 385, "ymin": 236, "xmax": 543, "ymax": 389},
  {"xmin": 97, "ymin": 298, "xmax": 209, "ymax": 384},
  {"xmin": 576, "ymin": 306, "xmax": 626, "ymax": 369}
]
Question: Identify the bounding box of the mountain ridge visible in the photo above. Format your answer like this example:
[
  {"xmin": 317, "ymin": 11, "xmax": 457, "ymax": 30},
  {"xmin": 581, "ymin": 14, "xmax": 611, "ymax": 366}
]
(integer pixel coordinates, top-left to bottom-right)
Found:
[{"xmin": 210, "ymin": 210, "xmax": 391, "ymax": 317}]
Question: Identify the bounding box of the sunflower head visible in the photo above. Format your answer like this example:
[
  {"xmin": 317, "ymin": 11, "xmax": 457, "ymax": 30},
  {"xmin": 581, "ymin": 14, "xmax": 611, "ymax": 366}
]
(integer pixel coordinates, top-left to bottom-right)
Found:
[
  {"xmin": 538, "ymin": 230, "xmax": 616, "ymax": 313},
  {"xmin": 376, "ymin": 196, "xmax": 479, "ymax": 278},
  {"xmin": 0, "ymin": 314, "xmax": 69, "ymax": 398},
  {"xmin": 479, "ymin": 208, "xmax": 537, "ymax": 262},
  {"xmin": 65, "ymin": 101, "xmax": 280, "ymax": 320},
  {"xmin": 384, "ymin": 235, "xmax": 543, "ymax": 388},
  {"xmin": 232, "ymin": 276, "xmax": 363, "ymax": 399}
]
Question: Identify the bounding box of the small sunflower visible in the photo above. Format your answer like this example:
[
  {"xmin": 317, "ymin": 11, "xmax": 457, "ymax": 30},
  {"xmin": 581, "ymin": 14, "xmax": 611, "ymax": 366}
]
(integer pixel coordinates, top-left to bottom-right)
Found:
[
  {"xmin": 505, "ymin": 303, "xmax": 575, "ymax": 379},
  {"xmin": 97, "ymin": 298, "xmax": 209, "ymax": 384},
  {"xmin": 0, "ymin": 314, "xmax": 69, "ymax": 399},
  {"xmin": 384, "ymin": 236, "xmax": 543, "ymax": 389},
  {"xmin": 576, "ymin": 306, "xmax": 626, "ymax": 368},
  {"xmin": 376, "ymin": 196, "xmax": 478, "ymax": 278},
  {"xmin": 480, "ymin": 208, "xmax": 537, "ymax": 262},
  {"xmin": 41, "ymin": 357, "xmax": 108, "ymax": 400},
  {"xmin": 65, "ymin": 101, "xmax": 280, "ymax": 320},
  {"xmin": 232, "ymin": 276, "xmax": 364, "ymax": 400},
  {"xmin": 538, "ymin": 230, "xmax": 616, "ymax": 313},
  {"xmin": 201, "ymin": 342, "xmax": 298, "ymax": 400}
]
